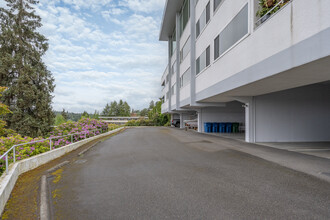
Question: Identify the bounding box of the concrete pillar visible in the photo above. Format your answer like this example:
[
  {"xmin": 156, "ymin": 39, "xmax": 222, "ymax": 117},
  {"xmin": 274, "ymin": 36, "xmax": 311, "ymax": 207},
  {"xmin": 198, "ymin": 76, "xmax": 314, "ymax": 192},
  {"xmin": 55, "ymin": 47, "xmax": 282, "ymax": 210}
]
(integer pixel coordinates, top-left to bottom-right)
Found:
[
  {"xmin": 180, "ymin": 113, "xmax": 184, "ymax": 129},
  {"xmin": 234, "ymin": 96, "xmax": 256, "ymax": 143},
  {"xmin": 190, "ymin": 0, "xmax": 196, "ymax": 106},
  {"xmin": 244, "ymin": 98, "xmax": 256, "ymax": 143},
  {"xmin": 197, "ymin": 109, "xmax": 203, "ymax": 132},
  {"xmin": 168, "ymin": 38, "xmax": 172, "ymax": 111},
  {"xmin": 176, "ymin": 13, "xmax": 181, "ymax": 110}
]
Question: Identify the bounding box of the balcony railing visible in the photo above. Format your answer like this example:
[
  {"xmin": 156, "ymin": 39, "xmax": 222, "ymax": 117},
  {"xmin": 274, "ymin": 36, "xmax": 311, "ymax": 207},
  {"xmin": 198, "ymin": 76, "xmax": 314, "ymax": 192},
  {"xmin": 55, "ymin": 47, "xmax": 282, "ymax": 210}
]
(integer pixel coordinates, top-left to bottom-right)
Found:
[{"xmin": 255, "ymin": 0, "xmax": 292, "ymax": 27}]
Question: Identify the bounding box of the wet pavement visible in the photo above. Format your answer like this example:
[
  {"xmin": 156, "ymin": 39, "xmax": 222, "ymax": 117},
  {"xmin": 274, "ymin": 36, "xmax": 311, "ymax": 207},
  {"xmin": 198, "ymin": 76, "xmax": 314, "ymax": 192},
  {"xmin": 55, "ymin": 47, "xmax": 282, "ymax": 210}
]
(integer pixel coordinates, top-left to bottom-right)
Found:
[
  {"xmin": 48, "ymin": 127, "xmax": 330, "ymax": 219},
  {"xmin": 1, "ymin": 130, "xmax": 125, "ymax": 220}
]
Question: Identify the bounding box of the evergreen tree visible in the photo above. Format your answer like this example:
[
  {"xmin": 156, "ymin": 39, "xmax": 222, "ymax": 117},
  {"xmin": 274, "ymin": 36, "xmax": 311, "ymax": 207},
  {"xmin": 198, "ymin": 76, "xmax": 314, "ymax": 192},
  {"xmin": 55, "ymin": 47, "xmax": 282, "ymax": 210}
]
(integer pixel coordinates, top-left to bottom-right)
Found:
[
  {"xmin": 109, "ymin": 101, "xmax": 118, "ymax": 116},
  {"xmin": 81, "ymin": 111, "xmax": 89, "ymax": 119},
  {"xmin": 140, "ymin": 108, "xmax": 148, "ymax": 116},
  {"xmin": 0, "ymin": 0, "xmax": 55, "ymax": 137},
  {"xmin": 92, "ymin": 110, "xmax": 99, "ymax": 119},
  {"xmin": 61, "ymin": 108, "xmax": 68, "ymax": 121},
  {"xmin": 149, "ymin": 101, "xmax": 155, "ymax": 110},
  {"xmin": 103, "ymin": 100, "xmax": 131, "ymax": 116},
  {"xmin": 102, "ymin": 103, "xmax": 110, "ymax": 116},
  {"xmin": 0, "ymin": 87, "xmax": 15, "ymax": 137}
]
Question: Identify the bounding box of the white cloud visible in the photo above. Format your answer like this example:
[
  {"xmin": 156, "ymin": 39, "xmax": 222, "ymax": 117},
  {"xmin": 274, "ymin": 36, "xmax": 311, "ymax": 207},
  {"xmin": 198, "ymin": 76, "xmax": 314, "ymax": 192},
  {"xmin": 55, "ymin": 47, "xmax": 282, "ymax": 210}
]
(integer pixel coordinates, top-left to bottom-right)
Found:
[
  {"xmin": 30, "ymin": 0, "xmax": 167, "ymax": 113},
  {"xmin": 119, "ymin": 0, "xmax": 165, "ymax": 13}
]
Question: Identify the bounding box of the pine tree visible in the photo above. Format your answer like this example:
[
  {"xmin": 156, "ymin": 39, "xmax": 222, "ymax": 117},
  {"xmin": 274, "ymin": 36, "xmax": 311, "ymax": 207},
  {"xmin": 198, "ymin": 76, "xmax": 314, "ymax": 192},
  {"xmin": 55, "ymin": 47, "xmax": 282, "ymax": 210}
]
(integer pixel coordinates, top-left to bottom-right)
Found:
[
  {"xmin": 102, "ymin": 103, "xmax": 110, "ymax": 116},
  {"xmin": 81, "ymin": 111, "xmax": 89, "ymax": 119},
  {"xmin": 61, "ymin": 108, "xmax": 68, "ymax": 121},
  {"xmin": 0, "ymin": 0, "xmax": 55, "ymax": 137}
]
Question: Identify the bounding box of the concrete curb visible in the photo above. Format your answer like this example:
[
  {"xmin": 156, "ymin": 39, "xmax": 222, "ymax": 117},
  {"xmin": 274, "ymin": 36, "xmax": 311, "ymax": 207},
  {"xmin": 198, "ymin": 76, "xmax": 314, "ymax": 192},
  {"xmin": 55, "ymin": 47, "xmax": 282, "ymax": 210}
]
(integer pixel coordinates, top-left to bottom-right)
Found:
[
  {"xmin": 40, "ymin": 175, "xmax": 48, "ymax": 220},
  {"xmin": 46, "ymin": 161, "xmax": 70, "ymax": 174},
  {"xmin": 78, "ymin": 141, "xmax": 101, "ymax": 156},
  {"xmin": 0, "ymin": 127, "xmax": 124, "ymax": 215}
]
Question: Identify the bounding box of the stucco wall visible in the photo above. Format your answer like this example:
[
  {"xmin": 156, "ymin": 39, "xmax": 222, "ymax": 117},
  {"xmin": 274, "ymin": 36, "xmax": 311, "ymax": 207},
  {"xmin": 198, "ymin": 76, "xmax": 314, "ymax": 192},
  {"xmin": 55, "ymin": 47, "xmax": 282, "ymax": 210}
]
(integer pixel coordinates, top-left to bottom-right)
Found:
[
  {"xmin": 255, "ymin": 83, "xmax": 330, "ymax": 142},
  {"xmin": 195, "ymin": 0, "xmax": 330, "ymax": 94}
]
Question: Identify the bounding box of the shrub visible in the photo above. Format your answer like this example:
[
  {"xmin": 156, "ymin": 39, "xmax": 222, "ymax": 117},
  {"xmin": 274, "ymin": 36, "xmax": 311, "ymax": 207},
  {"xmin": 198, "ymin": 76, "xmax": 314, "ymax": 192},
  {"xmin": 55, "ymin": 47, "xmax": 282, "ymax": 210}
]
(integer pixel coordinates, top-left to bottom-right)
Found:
[
  {"xmin": 108, "ymin": 123, "xmax": 121, "ymax": 130},
  {"xmin": 125, "ymin": 119, "xmax": 154, "ymax": 126},
  {"xmin": 0, "ymin": 118, "xmax": 109, "ymax": 175}
]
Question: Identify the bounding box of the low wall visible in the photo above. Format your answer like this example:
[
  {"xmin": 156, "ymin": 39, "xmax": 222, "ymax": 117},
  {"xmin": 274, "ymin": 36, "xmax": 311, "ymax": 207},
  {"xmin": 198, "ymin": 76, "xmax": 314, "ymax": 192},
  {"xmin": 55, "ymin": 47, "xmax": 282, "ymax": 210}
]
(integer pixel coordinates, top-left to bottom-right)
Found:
[{"xmin": 0, "ymin": 127, "xmax": 124, "ymax": 215}]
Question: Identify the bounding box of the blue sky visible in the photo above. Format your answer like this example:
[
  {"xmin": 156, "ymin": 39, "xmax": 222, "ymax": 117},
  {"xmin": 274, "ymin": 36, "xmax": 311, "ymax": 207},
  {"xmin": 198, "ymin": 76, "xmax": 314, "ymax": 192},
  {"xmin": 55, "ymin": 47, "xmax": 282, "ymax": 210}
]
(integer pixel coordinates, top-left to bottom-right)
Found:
[{"xmin": 3, "ymin": 0, "xmax": 168, "ymax": 113}]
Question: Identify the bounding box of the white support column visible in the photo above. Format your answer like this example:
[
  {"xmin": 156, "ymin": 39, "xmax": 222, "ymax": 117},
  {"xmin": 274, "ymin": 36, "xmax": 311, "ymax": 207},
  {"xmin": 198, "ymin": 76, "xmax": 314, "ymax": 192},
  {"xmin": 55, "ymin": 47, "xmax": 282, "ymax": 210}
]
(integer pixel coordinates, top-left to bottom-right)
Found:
[
  {"xmin": 168, "ymin": 39, "xmax": 172, "ymax": 111},
  {"xmin": 190, "ymin": 0, "xmax": 196, "ymax": 106},
  {"xmin": 246, "ymin": 97, "xmax": 256, "ymax": 143},
  {"xmin": 197, "ymin": 109, "xmax": 203, "ymax": 133},
  {"xmin": 180, "ymin": 113, "xmax": 184, "ymax": 128},
  {"xmin": 234, "ymin": 96, "xmax": 256, "ymax": 143},
  {"xmin": 176, "ymin": 13, "xmax": 181, "ymax": 110}
]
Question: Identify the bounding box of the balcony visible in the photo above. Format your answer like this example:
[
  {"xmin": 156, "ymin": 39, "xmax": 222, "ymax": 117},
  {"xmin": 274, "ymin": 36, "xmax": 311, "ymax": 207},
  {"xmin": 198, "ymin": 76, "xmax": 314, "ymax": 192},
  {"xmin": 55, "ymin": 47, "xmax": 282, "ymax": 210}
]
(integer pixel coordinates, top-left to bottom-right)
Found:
[
  {"xmin": 161, "ymin": 101, "xmax": 168, "ymax": 114},
  {"xmin": 255, "ymin": 0, "xmax": 292, "ymax": 28},
  {"xmin": 161, "ymin": 65, "xmax": 168, "ymax": 86},
  {"xmin": 195, "ymin": 0, "xmax": 330, "ymax": 102}
]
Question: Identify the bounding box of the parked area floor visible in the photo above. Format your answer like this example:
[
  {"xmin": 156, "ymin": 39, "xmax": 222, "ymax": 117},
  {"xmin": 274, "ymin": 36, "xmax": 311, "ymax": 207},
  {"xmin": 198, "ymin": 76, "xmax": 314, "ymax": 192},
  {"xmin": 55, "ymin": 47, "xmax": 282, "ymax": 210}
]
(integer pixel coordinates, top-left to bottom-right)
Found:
[
  {"xmin": 259, "ymin": 142, "xmax": 330, "ymax": 159},
  {"xmin": 192, "ymin": 128, "xmax": 330, "ymax": 160},
  {"xmin": 208, "ymin": 132, "xmax": 245, "ymax": 141}
]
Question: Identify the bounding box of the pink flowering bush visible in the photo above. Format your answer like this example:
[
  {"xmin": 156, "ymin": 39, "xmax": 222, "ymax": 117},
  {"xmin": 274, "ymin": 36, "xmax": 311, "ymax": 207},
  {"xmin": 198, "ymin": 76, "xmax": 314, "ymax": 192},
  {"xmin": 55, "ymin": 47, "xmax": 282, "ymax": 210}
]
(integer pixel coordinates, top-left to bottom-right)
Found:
[
  {"xmin": 0, "ymin": 134, "xmax": 49, "ymax": 173},
  {"xmin": 49, "ymin": 118, "xmax": 108, "ymax": 146},
  {"xmin": 0, "ymin": 118, "xmax": 109, "ymax": 174}
]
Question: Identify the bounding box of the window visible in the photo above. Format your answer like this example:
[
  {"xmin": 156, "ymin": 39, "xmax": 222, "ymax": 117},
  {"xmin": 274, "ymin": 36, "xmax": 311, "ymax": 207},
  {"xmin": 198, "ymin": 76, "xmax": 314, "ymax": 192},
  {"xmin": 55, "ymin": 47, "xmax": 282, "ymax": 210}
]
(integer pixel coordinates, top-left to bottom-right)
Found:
[
  {"xmin": 214, "ymin": 0, "xmax": 223, "ymax": 12},
  {"xmin": 171, "ymin": 84, "xmax": 176, "ymax": 95},
  {"xmin": 166, "ymin": 91, "xmax": 169, "ymax": 100},
  {"xmin": 171, "ymin": 61, "xmax": 176, "ymax": 76},
  {"xmin": 171, "ymin": 27, "xmax": 176, "ymax": 56},
  {"xmin": 166, "ymin": 74, "xmax": 169, "ymax": 83},
  {"xmin": 196, "ymin": 45, "xmax": 210, "ymax": 75},
  {"xmin": 180, "ymin": 37, "xmax": 191, "ymax": 62},
  {"xmin": 196, "ymin": 1, "xmax": 210, "ymax": 38},
  {"xmin": 214, "ymin": 4, "xmax": 248, "ymax": 60},
  {"xmin": 214, "ymin": 35, "xmax": 219, "ymax": 59},
  {"xmin": 180, "ymin": 0, "xmax": 190, "ymax": 36},
  {"xmin": 180, "ymin": 68, "xmax": 191, "ymax": 88}
]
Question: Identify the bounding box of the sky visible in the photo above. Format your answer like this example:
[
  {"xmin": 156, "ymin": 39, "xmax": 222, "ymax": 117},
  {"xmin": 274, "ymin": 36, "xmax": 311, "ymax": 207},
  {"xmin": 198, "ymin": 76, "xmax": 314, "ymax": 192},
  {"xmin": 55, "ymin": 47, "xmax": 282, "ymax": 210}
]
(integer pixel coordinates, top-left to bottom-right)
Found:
[{"xmin": 1, "ymin": 0, "xmax": 168, "ymax": 113}]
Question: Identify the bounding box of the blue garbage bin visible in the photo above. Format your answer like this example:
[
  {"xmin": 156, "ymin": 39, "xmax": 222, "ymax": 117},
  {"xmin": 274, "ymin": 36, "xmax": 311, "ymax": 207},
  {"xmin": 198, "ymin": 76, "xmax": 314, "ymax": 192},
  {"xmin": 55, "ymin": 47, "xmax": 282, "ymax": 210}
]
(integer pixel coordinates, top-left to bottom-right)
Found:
[
  {"xmin": 212, "ymin": 123, "xmax": 219, "ymax": 133},
  {"xmin": 204, "ymin": 122, "xmax": 212, "ymax": 133},
  {"xmin": 219, "ymin": 123, "xmax": 226, "ymax": 133},
  {"xmin": 225, "ymin": 122, "xmax": 232, "ymax": 133}
]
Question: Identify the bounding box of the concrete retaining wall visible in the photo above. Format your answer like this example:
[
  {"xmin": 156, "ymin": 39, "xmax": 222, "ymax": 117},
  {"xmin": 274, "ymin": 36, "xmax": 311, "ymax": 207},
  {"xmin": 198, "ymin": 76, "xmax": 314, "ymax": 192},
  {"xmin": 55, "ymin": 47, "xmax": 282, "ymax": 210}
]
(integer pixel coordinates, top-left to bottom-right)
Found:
[{"xmin": 0, "ymin": 127, "xmax": 124, "ymax": 215}]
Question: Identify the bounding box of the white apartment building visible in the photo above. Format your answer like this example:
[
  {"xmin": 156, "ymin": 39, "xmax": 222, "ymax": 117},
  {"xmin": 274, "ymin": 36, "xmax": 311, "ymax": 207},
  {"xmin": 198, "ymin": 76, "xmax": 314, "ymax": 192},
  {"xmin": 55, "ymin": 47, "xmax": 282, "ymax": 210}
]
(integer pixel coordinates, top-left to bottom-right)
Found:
[{"xmin": 159, "ymin": 0, "xmax": 330, "ymax": 142}]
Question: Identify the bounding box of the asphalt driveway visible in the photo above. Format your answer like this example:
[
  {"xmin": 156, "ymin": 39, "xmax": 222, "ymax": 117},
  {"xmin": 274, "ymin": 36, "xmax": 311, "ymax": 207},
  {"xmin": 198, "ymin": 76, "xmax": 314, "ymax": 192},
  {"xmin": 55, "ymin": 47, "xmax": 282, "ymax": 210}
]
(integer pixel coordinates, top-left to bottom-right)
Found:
[{"xmin": 48, "ymin": 127, "xmax": 330, "ymax": 219}]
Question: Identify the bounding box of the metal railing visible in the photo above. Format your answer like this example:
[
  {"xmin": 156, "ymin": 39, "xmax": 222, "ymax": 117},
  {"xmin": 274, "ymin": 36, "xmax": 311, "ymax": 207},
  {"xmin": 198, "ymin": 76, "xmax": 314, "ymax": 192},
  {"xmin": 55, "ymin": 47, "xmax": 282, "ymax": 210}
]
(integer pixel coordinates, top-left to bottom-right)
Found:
[
  {"xmin": 0, "ymin": 128, "xmax": 110, "ymax": 175},
  {"xmin": 255, "ymin": 0, "xmax": 291, "ymax": 27}
]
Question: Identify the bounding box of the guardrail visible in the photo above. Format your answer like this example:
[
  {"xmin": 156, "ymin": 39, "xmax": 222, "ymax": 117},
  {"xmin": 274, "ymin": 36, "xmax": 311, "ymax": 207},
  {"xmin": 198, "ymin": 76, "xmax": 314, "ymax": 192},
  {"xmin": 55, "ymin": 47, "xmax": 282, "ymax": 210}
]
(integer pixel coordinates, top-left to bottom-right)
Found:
[
  {"xmin": 0, "ymin": 127, "xmax": 111, "ymax": 175},
  {"xmin": 255, "ymin": 0, "xmax": 291, "ymax": 27}
]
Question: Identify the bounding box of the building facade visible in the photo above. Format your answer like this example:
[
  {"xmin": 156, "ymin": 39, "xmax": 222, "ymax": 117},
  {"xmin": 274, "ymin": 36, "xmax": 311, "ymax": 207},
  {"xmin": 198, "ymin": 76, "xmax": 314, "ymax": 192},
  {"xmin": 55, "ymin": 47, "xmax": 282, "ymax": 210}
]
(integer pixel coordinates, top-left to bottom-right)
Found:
[{"xmin": 159, "ymin": 0, "xmax": 330, "ymax": 142}]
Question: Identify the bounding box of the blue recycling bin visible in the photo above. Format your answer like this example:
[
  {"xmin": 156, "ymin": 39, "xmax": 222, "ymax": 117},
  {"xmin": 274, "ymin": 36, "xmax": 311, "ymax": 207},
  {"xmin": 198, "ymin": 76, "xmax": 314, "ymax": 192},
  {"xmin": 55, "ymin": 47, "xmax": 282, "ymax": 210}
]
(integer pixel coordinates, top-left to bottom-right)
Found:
[
  {"xmin": 204, "ymin": 122, "xmax": 212, "ymax": 133},
  {"xmin": 225, "ymin": 122, "xmax": 232, "ymax": 133},
  {"xmin": 212, "ymin": 123, "xmax": 219, "ymax": 133},
  {"xmin": 219, "ymin": 123, "xmax": 226, "ymax": 133}
]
